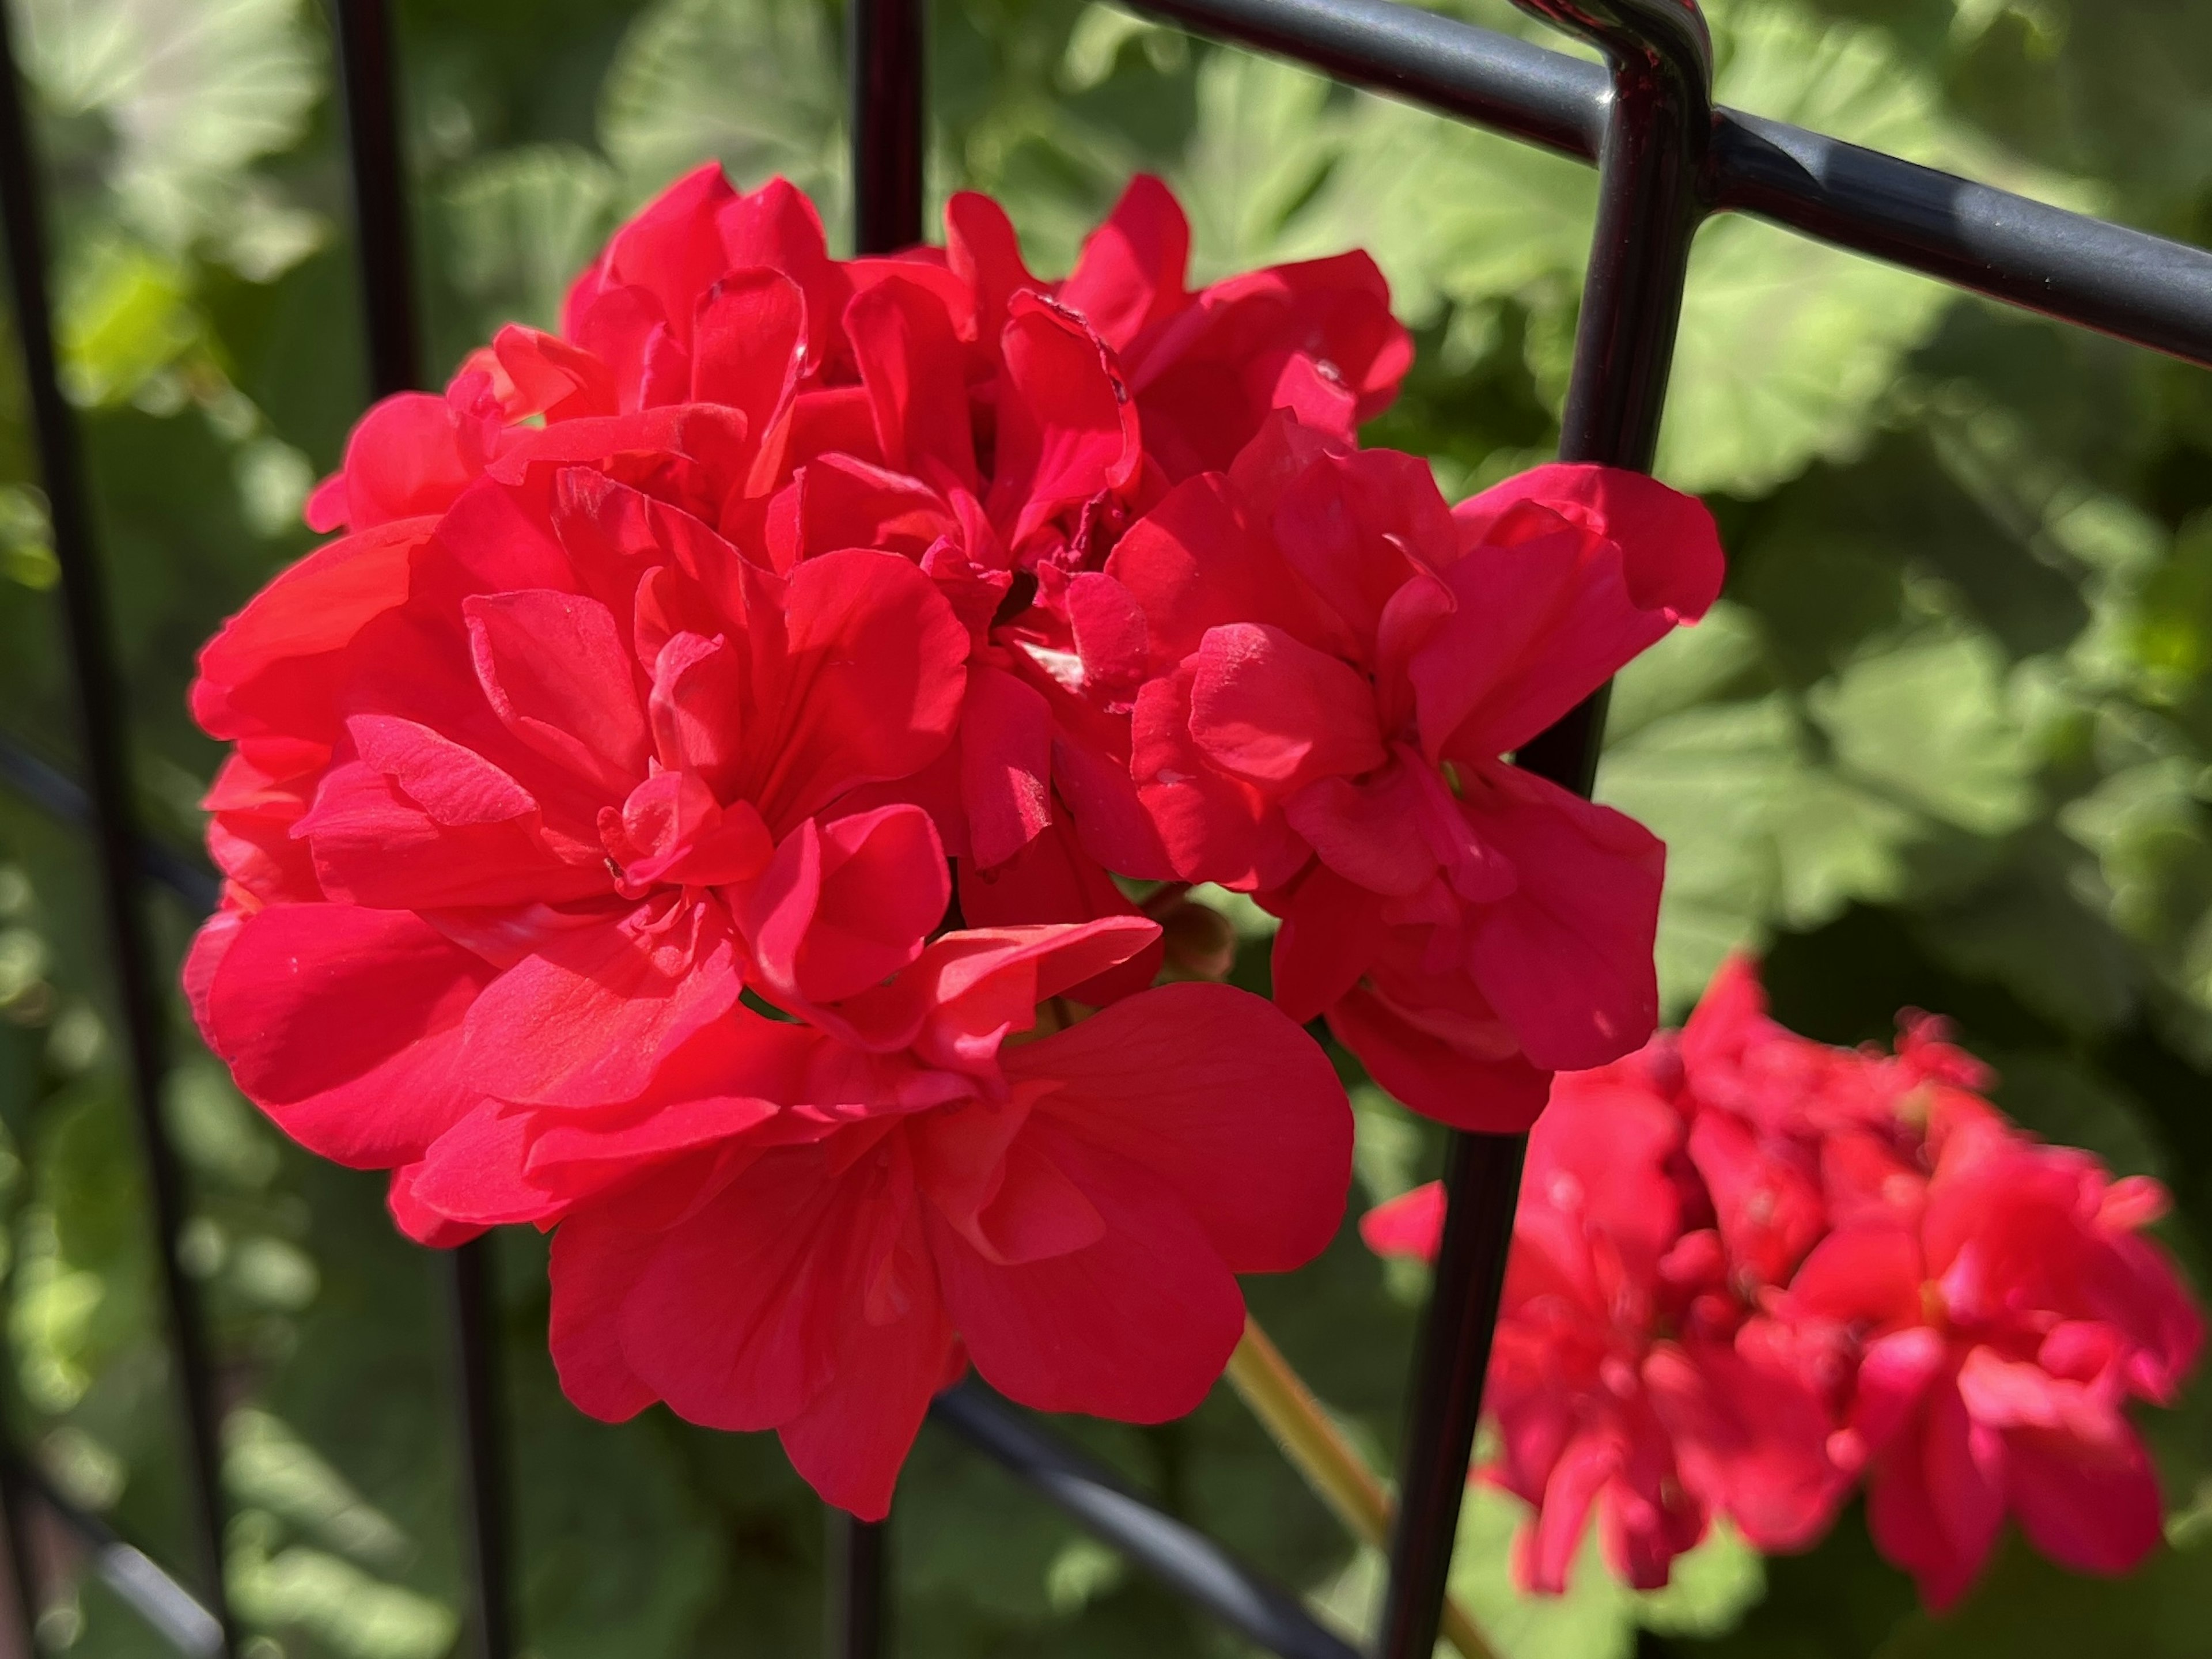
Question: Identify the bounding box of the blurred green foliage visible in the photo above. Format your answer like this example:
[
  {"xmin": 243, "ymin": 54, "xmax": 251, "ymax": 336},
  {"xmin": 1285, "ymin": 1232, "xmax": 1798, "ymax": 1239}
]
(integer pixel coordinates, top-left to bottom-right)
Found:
[{"xmin": 0, "ymin": 0, "xmax": 2209, "ymax": 1653}]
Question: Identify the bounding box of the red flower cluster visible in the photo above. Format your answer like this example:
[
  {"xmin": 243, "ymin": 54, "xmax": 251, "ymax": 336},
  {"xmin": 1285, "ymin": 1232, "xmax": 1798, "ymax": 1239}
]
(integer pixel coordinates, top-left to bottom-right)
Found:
[
  {"xmin": 1364, "ymin": 959, "xmax": 2203, "ymax": 1608},
  {"xmin": 1107, "ymin": 450, "xmax": 1721, "ymax": 1127},
  {"xmin": 187, "ymin": 163, "xmax": 1719, "ymax": 1513}
]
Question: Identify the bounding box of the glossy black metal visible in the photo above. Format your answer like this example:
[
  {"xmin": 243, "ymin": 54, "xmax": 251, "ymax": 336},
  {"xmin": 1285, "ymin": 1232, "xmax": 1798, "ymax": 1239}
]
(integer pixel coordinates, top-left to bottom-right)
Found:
[
  {"xmin": 0, "ymin": 1395, "xmax": 42, "ymax": 1656},
  {"xmin": 1131, "ymin": 0, "xmax": 1607, "ymax": 158},
  {"xmin": 1376, "ymin": 1132, "xmax": 1527, "ymax": 1659},
  {"xmin": 931, "ymin": 1385, "xmax": 1361, "ymax": 1659},
  {"xmin": 0, "ymin": 1469, "xmax": 35, "ymax": 1655},
  {"xmin": 1123, "ymin": 0, "xmax": 2212, "ymax": 370},
  {"xmin": 329, "ymin": 9, "xmax": 514, "ymax": 1656},
  {"xmin": 0, "ymin": 28, "xmax": 238, "ymax": 1656},
  {"xmin": 1711, "ymin": 112, "xmax": 2212, "ymax": 368},
  {"xmin": 1531, "ymin": 0, "xmax": 1711, "ymax": 470},
  {"xmin": 331, "ymin": 0, "xmax": 422, "ymax": 401},
  {"xmin": 826, "ymin": 1512, "xmax": 888, "ymax": 1659},
  {"xmin": 828, "ymin": 4, "xmax": 927, "ymax": 1646},
  {"xmin": 1377, "ymin": 5, "xmax": 1710, "ymax": 1656},
  {"xmin": 850, "ymin": 0, "xmax": 927, "ymax": 253},
  {"xmin": 444, "ymin": 1236, "xmax": 514, "ymax": 1659}
]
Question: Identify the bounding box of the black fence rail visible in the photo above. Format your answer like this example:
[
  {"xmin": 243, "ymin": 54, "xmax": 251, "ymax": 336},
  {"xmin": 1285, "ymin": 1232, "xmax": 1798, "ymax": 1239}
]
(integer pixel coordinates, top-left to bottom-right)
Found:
[{"xmin": 0, "ymin": 0, "xmax": 2206, "ymax": 1655}]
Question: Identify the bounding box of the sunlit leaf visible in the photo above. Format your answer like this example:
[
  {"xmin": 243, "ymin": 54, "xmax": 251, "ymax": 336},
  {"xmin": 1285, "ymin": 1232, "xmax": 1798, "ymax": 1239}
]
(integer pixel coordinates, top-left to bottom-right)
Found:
[
  {"xmin": 1600, "ymin": 693, "xmax": 1805, "ymax": 1010},
  {"xmin": 16, "ymin": 0, "xmax": 324, "ymax": 267},
  {"xmin": 225, "ymin": 1407, "xmax": 412, "ymax": 1569},
  {"xmin": 55, "ymin": 236, "xmax": 199, "ymax": 407},
  {"xmin": 1656, "ymin": 0, "xmax": 1956, "ymax": 493},
  {"xmin": 1172, "ymin": 50, "xmax": 1342, "ymax": 281},
  {"xmin": 1809, "ymin": 631, "xmax": 2041, "ymax": 836},
  {"xmin": 443, "ymin": 143, "xmax": 622, "ymax": 337},
  {"xmin": 230, "ymin": 1513, "xmax": 459, "ymax": 1659},
  {"xmin": 599, "ymin": 0, "xmax": 842, "ymax": 214}
]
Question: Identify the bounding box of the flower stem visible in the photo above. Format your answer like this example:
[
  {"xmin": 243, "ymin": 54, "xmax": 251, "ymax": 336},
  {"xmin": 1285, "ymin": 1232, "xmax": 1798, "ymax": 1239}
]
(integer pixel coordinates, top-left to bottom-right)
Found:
[{"xmin": 1225, "ymin": 1315, "xmax": 1499, "ymax": 1659}]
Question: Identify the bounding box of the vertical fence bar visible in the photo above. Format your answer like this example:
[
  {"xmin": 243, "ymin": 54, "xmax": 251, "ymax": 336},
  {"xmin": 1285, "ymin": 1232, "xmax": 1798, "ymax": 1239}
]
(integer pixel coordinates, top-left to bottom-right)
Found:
[
  {"xmin": 328, "ymin": 6, "xmax": 514, "ymax": 1657},
  {"xmin": 330, "ymin": 0, "xmax": 419, "ymax": 401},
  {"xmin": 0, "ymin": 18, "xmax": 240, "ymax": 1656},
  {"xmin": 850, "ymin": 0, "xmax": 927, "ymax": 256},
  {"xmin": 830, "ymin": 0, "xmax": 927, "ymax": 1647},
  {"xmin": 1377, "ymin": 5, "xmax": 1713, "ymax": 1656},
  {"xmin": 0, "ymin": 1446, "xmax": 39, "ymax": 1654},
  {"xmin": 825, "ymin": 1506, "xmax": 888, "ymax": 1659}
]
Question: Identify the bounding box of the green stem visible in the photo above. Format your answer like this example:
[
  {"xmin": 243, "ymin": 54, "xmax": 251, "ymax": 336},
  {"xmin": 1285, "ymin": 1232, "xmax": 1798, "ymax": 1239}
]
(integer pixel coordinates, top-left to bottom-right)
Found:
[{"xmin": 1226, "ymin": 1315, "xmax": 1500, "ymax": 1659}]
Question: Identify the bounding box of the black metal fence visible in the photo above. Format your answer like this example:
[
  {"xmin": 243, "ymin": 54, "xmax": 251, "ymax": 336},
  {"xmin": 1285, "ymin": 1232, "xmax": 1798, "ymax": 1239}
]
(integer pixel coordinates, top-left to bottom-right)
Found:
[{"xmin": 0, "ymin": 0, "xmax": 2207, "ymax": 1656}]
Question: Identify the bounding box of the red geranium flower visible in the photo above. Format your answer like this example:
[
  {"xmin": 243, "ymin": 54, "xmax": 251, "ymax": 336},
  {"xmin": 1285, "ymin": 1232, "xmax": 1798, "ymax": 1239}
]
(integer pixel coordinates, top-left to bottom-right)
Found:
[
  {"xmin": 297, "ymin": 164, "xmax": 1414, "ymax": 997},
  {"xmin": 404, "ymin": 919, "xmax": 1349, "ymax": 1517},
  {"xmin": 1364, "ymin": 957, "xmax": 2202, "ymax": 1605},
  {"xmin": 186, "ymin": 172, "xmax": 1373, "ymax": 1515},
  {"xmin": 1366, "ymin": 1048, "xmax": 1843, "ymax": 1592},
  {"xmin": 190, "ymin": 406, "xmax": 969, "ymax": 1180},
  {"xmin": 1098, "ymin": 421, "xmax": 1725, "ymax": 1128},
  {"xmin": 1784, "ymin": 1112, "xmax": 2199, "ymax": 1609}
]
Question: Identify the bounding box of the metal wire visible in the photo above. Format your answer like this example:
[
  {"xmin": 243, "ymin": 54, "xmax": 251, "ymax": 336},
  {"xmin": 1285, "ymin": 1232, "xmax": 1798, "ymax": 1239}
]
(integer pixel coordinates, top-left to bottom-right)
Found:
[
  {"xmin": 327, "ymin": 6, "xmax": 517, "ymax": 1656},
  {"xmin": 931, "ymin": 1384, "xmax": 1362, "ymax": 1659},
  {"xmin": 1128, "ymin": 0, "xmax": 2212, "ymax": 368},
  {"xmin": 1378, "ymin": 5, "xmax": 1714, "ymax": 1650},
  {"xmin": 0, "ymin": 25, "xmax": 238, "ymax": 1656},
  {"xmin": 5, "ymin": 1457, "xmax": 225, "ymax": 1657}
]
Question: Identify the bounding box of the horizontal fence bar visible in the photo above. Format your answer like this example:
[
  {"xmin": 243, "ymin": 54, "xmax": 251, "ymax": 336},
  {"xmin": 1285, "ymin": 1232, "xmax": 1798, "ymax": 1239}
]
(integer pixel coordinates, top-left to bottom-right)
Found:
[
  {"xmin": 1133, "ymin": 0, "xmax": 1607, "ymax": 157},
  {"xmin": 930, "ymin": 1383, "xmax": 1360, "ymax": 1659},
  {"xmin": 1127, "ymin": 0, "xmax": 2212, "ymax": 369},
  {"xmin": 5, "ymin": 1456, "xmax": 223, "ymax": 1657},
  {"xmin": 0, "ymin": 736, "xmax": 219, "ymax": 915},
  {"xmin": 1709, "ymin": 114, "xmax": 2212, "ymax": 366}
]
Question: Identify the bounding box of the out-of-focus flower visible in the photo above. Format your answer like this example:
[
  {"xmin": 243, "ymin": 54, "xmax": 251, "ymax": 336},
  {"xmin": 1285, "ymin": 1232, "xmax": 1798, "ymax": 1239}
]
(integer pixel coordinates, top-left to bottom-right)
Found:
[
  {"xmin": 1365, "ymin": 1048, "xmax": 1842, "ymax": 1592},
  {"xmin": 1362, "ymin": 956, "xmax": 2203, "ymax": 1607},
  {"xmin": 1784, "ymin": 1120, "xmax": 2199, "ymax": 1608}
]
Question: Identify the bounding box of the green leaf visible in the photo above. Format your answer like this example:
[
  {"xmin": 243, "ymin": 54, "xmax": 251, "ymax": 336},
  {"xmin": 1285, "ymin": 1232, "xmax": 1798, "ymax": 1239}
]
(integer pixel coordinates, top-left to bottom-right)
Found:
[
  {"xmin": 2059, "ymin": 755, "xmax": 2212, "ymax": 954},
  {"xmin": 1287, "ymin": 92, "xmax": 1594, "ymax": 327},
  {"xmin": 1983, "ymin": 1048, "xmax": 2171, "ymax": 1181},
  {"xmin": 1809, "ymin": 630, "xmax": 2041, "ymax": 836},
  {"xmin": 1450, "ymin": 1485, "xmax": 1764, "ymax": 1659},
  {"xmin": 1768, "ymin": 765, "xmax": 1922, "ymax": 927},
  {"xmin": 1634, "ymin": 1521, "xmax": 1766, "ymax": 1638},
  {"xmin": 599, "ymin": 0, "xmax": 842, "ymax": 211},
  {"xmin": 1876, "ymin": 1528, "xmax": 2212, "ymax": 1659},
  {"xmin": 1907, "ymin": 836, "xmax": 2142, "ymax": 1035},
  {"xmin": 1171, "ymin": 50, "xmax": 1343, "ymax": 281},
  {"xmin": 17, "ymin": 0, "xmax": 324, "ymax": 266},
  {"xmin": 1605, "ymin": 599, "xmax": 1770, "ymax": 744},
  {"xmin": 224, "ymin": 1407, "xmax": 412, "ymax": 1570},
  {"xmin": 1599, "ymin": 692, "xmax": 1806, "ymax": 1011},
  {"xmin": 229, "ymin": 1512, "xmax": 460, "ymax": 1659},
  {"xmin": 56, "ymin": 236, "xmax": 200, "ymax": 407},
  {"xmin": 442, "ymin": 143, "xmax": 622, "ymax": 336},
  {"xmin": 1600, "ymin": 626, "xmax": 2039, "ymax": 1012},
  {"xmin": 1656, "ymin": 0, "xmax": 1956, "ymax": 494}
]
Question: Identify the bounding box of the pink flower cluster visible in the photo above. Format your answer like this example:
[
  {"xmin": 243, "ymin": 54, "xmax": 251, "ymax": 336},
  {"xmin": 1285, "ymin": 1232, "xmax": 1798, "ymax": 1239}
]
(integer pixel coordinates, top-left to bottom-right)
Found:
[
  {"xmin": 185, "ymin": 164, "xmax": 1722, "ymax": 1513},
  {"xmin": 1365, "ymin": 958, "xmax": 2203, "ymax": 1609}
]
